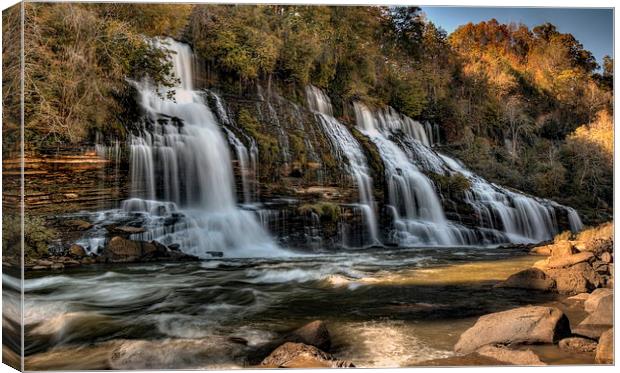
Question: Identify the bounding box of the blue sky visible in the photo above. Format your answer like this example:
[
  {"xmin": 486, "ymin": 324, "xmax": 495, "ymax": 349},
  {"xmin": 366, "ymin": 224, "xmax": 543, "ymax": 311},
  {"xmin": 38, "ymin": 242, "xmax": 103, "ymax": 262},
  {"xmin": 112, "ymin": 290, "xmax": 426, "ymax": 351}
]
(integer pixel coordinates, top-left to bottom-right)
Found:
[{"xmin": 421, "ymin": 7, "xmax": 613, "ymax": 68}]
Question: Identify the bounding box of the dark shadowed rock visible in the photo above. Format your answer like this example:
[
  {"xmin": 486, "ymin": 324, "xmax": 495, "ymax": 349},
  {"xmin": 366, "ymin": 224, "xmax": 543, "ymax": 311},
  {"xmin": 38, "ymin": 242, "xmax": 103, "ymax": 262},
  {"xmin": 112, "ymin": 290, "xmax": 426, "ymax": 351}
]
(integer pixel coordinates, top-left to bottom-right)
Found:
[
  {"xmin": 496, "ymin": 268, "xmax": 555, "ymax": 291},
  {"xmin": 111, "ymin": 226, "xmax": 146, "ymax": 235},
  {"xmin": 558, "ymin": 337, "xmax": 598, "ymax": 353},
  {"xmin": 476, "ymin": 345, "xmax": 545, "ymax": 366},
  {"xmin": 454, "ymin": 306, "xmax": 571, "ymax": 354},
  {"xmin": 287, "ymin": 320, "xmax": 331, "ymax": 351},
  {"xmin": 260, "ymin": 342, "xmax": 353, "ymax": 368},
  {"xmin": 595, "ymin": 329, "xmax": 613, "ymax": 364},
  {"xmin": 101, "ymin": 237, "xmax": 199, "ymax": 263},
  {"xmin": 545, "ymin": 262, "xmax": 601, "ymax": 295}
]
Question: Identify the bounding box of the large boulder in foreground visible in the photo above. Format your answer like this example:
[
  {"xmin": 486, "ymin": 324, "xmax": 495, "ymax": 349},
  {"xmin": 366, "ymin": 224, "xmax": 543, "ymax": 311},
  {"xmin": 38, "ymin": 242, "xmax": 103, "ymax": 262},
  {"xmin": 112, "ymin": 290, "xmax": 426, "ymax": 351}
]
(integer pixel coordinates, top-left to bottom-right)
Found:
[
  {"xmin": 595, "ymin": 329, "xmax": 613, "ymax": 364},
  {"xmin": 476, "ymin": 345, "xmax": 545, "ymax": 366},
  {"xmin": 454, "ymin": 306, "xmax": 571, "ymax": 354},
  {"xmin": 495, "ymin": 268, "xmax": 555, "ymax": 291},
  {"xmin": 287, "ymin": 320, "xmax": 331, "ymax": 351},
  {"xmin": 260, "ymin": 342, "xmax": 353, "ymax": 368}
]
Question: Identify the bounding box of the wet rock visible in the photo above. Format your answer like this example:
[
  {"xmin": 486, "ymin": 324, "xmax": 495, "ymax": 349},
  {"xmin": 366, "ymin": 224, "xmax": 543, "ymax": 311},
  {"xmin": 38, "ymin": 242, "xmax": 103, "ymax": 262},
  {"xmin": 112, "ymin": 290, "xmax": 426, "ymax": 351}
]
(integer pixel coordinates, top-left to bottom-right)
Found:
[
  {"xmin": 260, "ymin": 342, "xmax": 353, "ymax": 368},
  {"xmin": 454, "ymin": 306, "xmax": 571, "ymax": 354},
  {"xmin": 69, "ymin": 244, "xmax": 86, "ymax": 258},
  {"xmin": 475, "ymin": 345, "xmax": 545, "ymax": 366},
  {"xmin": 65, "ymin": 219, "xmax": 93, "ymax": 231},
  {"xmin": 50, "ymin": 263, "xmax": 65, "ymax": 271},
  {"xmin": 111, "ymin": 226, "xmax": 146, "ymax": 235},
  {"xmin": 37, "ymin": 260, "xmax": 54, "ymax": 267},
  {"xmin": 595, "ymin": 329, "xmax": 613, "ymax": 364},
  {"xmin": 546, "ymin": 252, "xmax": 594, "ymax": 269},
  {"xmin": 287, "ymin": 320, "xmax": 331, "ymax": 351},
  {"xmin": 495, "ymin": 268, "xmax": 555, "ymax": 291},
  {"xmin": 558, "ymin": 337, "xmax": 598, "ymax": 353},
  {"xmin": 584, "ymin": 288, "xmax": 613, "ymax": 313},
  {"xmin": 101, "ymin": 237, "xmax": 199, "ymax": 263},
  {"xmin": 206, "ymin": 251, "xmax": 224, "ymax": 258},
  {"xmin": 81, "ymin": 257, "xmax": 96, "ymax": 265},
  {"xmin": 544, "ymin": 262, "xmax": 601, "ymax": 295},
  {"xmin": 416, "ymin": 353, "xmax": 505, "ymax": 366}
]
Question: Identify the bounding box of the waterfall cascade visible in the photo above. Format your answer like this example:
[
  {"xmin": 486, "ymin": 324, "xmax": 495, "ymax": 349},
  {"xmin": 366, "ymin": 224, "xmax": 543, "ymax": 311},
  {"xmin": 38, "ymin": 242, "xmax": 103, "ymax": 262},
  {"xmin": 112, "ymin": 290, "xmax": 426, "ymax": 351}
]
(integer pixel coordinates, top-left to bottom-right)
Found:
[
  {"xmin": 354, "ymin": 102, "xmax": 583, "ymax": 245},
  {"xmin": 124, "ymin": 38, "xmax": 282, "ymax": 258},
  {"xmin": 306, "ymin": 86, "xmax": 380, "ymax": 245}
]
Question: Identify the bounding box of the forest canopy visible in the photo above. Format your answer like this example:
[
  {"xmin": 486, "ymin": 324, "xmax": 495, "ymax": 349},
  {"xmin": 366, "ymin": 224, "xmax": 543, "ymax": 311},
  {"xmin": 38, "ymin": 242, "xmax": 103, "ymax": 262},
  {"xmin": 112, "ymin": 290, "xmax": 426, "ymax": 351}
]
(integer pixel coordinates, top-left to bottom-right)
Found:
[{"xmin": 2, "ymin": 3, "xmax": 613, "ymax": 220}]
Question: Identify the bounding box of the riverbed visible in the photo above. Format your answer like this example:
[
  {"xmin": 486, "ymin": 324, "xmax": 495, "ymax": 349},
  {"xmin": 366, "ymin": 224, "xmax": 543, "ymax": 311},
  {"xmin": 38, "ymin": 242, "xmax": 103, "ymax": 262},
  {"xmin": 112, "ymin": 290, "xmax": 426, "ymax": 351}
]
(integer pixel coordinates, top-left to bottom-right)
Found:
[{"xmin": 8, "ymin": 246, "xmax": 592, "ymax": 369}]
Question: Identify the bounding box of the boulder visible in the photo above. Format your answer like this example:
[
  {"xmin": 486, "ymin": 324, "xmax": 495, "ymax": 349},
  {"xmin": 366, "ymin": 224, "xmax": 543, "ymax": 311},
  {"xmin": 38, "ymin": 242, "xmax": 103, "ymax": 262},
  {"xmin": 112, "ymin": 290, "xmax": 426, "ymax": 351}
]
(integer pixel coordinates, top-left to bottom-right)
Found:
[
  {"xmin": 573, "ymin": 293, "xmax": 613, "ymax": 339},
  {"xmin": 546, "ymin": 252, "xmax": 594, "ymax": 269},
  {"xmin": 65, "ymin": 220, "xmax": 93, "ymax": 231},
  {"xmin": 549, "ymin": 241, "xmax": 577, "ymax": 257},
  {"xmin": 566, "ymin": 293, "xmax": 590, "ymax": 302},
  {"xmin": 594, "ymin": 329, "xmax": 613, "ymax": 364},
  {"xmin": 102, "ymin": 237, "xmax": 149, "ymax": 263},
  {"xmin": 530, "ymin": 246, "xmax": 552, "ymax": 256},
  {"xmin": 558, "ymin": 337, "xmax": 598, "ymax": 353},
  {"xmin": 260, "ymin": 343, "xmax": 354, "ymax": 368},
  {"xmin": 600, "ymin": 252, "xmax": 612, "ymax": 264},
  {"xmin": 287, "ymin": 320, "xmax": 331, "ymax": 351},
  {"xmin": 475, "ymin": 345, "xmax": 545, "ymax": 366},
  {"xmin": 111, "ymin": 226, "xmax": 146, "ymax": 235},
  {"xmin": 50, "ymin": 263, "xmax": 64, "ymax": 270},
  {"xmin": 69, "ymin": 244, "xmax": 86, "ymax": 258},
  {"xmin": 454, "ymin": 306, "xmax": 571, "ymax": 354},
  {"xmin": 495, "ymin": 268, "xmax": 555, "ymax": 291},
  {"xmin": 544, "ymin": 262, "xmax": 601, "ymax": 295},
  {"xmin": 584, "ymin": 288, "xmax": 613, "ymax": 314}
]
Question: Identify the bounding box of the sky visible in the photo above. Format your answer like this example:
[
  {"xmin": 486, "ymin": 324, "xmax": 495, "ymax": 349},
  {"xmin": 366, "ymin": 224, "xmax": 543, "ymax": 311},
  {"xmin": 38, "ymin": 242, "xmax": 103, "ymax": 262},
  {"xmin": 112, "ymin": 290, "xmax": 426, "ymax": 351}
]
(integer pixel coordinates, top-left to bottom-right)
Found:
[{"xmin": 421, "ymin": 7, "xmax": 613, "ymax": 68}]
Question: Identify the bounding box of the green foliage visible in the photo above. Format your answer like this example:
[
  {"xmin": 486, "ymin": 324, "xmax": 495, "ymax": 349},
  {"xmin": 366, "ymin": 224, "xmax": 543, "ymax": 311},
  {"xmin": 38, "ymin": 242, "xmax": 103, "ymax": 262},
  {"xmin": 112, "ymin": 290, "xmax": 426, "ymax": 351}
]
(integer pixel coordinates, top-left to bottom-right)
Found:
[
  {"xmin": 2, "ymin": 215, "xmax": 57, "ymax": 259},
  {"xmin": 236, "ymin": 108, "xmax": 281, "ymax": 180},
  {"xmin": 298, "ymin": 202, "xmax": 341, "ymax": 223},
  {"xmin": 429, "ymin": 173, "xmax": 472, "ymax": 198}
]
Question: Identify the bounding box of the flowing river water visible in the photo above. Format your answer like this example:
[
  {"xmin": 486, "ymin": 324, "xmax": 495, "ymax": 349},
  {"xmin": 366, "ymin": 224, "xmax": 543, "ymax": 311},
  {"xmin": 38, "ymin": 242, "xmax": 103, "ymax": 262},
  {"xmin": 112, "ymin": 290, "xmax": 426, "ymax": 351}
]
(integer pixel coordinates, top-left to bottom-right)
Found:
[{"xmin": 8, "ymin": 246, "xmax": 592, "ymax": 370}]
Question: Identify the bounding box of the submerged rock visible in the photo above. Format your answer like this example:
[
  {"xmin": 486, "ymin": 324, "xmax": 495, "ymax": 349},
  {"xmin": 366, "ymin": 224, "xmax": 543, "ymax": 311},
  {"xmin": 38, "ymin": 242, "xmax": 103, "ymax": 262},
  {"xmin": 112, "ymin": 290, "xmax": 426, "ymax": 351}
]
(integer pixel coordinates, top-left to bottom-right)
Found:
[
  {"xmin": 594, "ymin": 329, "xmax": 613, "ymax": 364},
  {"xmin": 475, "ymin": 345, "xmax": 545, "ymax": 366},
  {"xmin": 495, "ymin": 268, "xmax": 555, "ymax": 291},
  {"xmin": 558, "ymin": 337, "xmax": 598, "ymax": 353},
  {"xmin": 287, "ymin": 320, "xmax": 331, "ymax": 351},
  {"xmin": 454, "ymin": 306, "xmax": 571, "ymax": 354},
  {"xmin": 260, "ymin": 342, "xmax": 353, "ymax": 368}
]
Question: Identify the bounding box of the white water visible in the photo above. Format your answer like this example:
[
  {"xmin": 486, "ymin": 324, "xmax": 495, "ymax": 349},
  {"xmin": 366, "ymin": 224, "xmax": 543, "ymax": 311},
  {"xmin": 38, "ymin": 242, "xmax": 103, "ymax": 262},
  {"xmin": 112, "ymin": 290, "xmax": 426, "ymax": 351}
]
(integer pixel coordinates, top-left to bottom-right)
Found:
[
  {"xmin": 126, "ymin": 38, "xmax": 282, "ymax": 258},
  {"xmin": 306, "ymin": 86, "xmax": 380, "ymax": 245},
  {"xmin": 354, "ymin": 102, "xmax": 583, "ymax": 244}
]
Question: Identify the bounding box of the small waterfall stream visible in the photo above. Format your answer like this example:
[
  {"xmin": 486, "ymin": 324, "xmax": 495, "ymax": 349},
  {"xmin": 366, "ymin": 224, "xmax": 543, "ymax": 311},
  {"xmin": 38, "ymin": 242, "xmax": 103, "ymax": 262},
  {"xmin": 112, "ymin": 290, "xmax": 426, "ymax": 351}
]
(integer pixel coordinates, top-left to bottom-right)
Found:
[{"xmin": 306, "ymin": 86, "xmax": 380, "ymax": 245}]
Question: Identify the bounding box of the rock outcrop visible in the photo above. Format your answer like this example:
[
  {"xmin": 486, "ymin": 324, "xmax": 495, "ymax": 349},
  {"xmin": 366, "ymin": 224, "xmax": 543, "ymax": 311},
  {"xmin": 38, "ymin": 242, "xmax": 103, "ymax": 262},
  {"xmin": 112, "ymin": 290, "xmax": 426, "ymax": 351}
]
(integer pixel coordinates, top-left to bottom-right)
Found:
[{"xmin": 99, "ymin": 237, "xmax": 199, "ymax": 263}]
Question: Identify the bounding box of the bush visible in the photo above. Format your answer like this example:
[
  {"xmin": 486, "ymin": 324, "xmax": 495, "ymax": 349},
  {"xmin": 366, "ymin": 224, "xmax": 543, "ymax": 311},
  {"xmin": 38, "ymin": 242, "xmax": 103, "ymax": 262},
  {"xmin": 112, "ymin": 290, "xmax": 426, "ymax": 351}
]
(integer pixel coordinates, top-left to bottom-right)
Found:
[{"xmin": 2, "ymin": 215, "xmax": 57, "ymax": 259}]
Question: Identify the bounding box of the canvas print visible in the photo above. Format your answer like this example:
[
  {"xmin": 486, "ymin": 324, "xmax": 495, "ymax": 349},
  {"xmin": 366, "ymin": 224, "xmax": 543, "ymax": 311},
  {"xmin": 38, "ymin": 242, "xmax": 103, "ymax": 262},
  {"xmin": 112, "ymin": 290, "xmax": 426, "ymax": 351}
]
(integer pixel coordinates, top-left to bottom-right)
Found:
[{"xmin": 1, "ymin": 1, "xmax": 614, "ymax": 370}]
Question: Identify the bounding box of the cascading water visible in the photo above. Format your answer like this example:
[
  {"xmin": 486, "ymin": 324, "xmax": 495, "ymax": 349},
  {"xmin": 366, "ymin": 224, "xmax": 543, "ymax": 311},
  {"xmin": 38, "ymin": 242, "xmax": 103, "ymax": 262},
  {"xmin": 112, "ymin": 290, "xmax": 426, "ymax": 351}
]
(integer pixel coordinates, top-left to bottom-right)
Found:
[
  {"xmin": 306, "ymin": 86, "xmax": 380, "ymax": 245},
  {"xmin": 354, "ymin": 103, "xmax": 472, "ymax": 245},
  {"xmin": 354, "ymin": 102, "xmax": 583, "ymax": 245},
  {"xmin": 123, "ymin": 38, "xmax": 282, "ymax": 258}
]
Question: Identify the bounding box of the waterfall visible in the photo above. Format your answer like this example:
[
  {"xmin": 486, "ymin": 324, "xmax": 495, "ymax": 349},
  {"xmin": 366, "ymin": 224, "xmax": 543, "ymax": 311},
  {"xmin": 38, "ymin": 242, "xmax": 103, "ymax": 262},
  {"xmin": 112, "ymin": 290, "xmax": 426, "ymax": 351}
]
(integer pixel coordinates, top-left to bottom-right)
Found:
[
  {"xmin": 305, "ymin": 86, "xmax": 380, "ymax": 245},
  {"xmin": 126, "ymin": 38, "xmax": 282, "ymax": 258},
  {"xmin": 354, "ymin": 103, "xmax": 470, "ymax": 246},
  {"xmin": 354, "ymin": 101, "xmax": 583, "ymax": 244}
]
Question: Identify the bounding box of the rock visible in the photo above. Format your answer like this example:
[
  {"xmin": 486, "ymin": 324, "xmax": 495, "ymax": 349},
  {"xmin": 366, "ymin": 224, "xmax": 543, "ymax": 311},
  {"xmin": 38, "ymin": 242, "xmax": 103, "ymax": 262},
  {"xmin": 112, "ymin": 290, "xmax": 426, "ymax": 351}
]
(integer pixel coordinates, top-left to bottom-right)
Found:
[
  {"xmin": 495, "ymin": 268, "xmax": 555, "ymax": 291},
  {"xmin": 168, "ymin": 244, "xmax": 181, "ymax": 251},
  {"xmin": 475, "ymin": 345, "xmax": 545, "ymax": 366},
  {"xmin": 50, "ymin": 263, "xmax": 64, "ymax": 270},
  {"xmin": 566, "ymin": 293, "xmax": 590, "ymax": 302},
  {"xmin": 545, "ymin": 262, "xmax": 601, "ymax": 295},
  {"xmin": 415, "ymin": 353, "xmax": 505, "ymax": 366},
  {"xmin": 592, "ymin": 261, "xmax": 609, "ymax": 274},
  {"xmin": 287, "ymin": 320, "xmax": 331, "ymax": 351},
  {"xmin": 65, "ymin": 220, "xmax": 93, "ymax": 231},
  {"xmin": 260, "ymin": 342, "xmax": 354, "ymax": 368},
  {"xmin": 600, "ymin": 252, "xmax": 612, "ymax": 263},
  {"xmin": 574, "ymin": 292, "xmax": 613, "ymax": 339},
  {"xmin": 69, "ymin": 244, "xmax": 86, "ymax": 258},
  {"xmin": 101, "ymin": 237, "xmax": 199, "ymax": 263},
  {"xmin": 81, "ymin": 257, "xmax": 96, "ymax": 265},
  {"xmin": 63, "ymin": 259, "xmax": 81, "ymax": 268},
  {"xmin": 533, "ymin": 259, "xmax": 550, "ymax": 270},
  {"xmin": 550, "ymin": 241, "xmax": 577, "ymax": 257},
  {"xmin": 206, "ymin": 251, "xmax": 224, "ymax": 258},
  {"xmin": 32, "ymin": 265, "xmax": 49, "ymax": 271},
  {"xmin": 530, "ymin": 246, "xmax": 552, "ymax": 256},
  {"xmin": 546, "ymin": 252, "xmax": 594, "ymax": 269},
  {"xmin": 37, "ymin": 260, "xmax": 54, "ymax": 267},
  {"xmin": 584, "ymin": 288, "xmax": 613, "ymax": 314},
  {"xmin": 558, "ymin": 337, "xmax": 598, "ymax": 353},
  {"xmin": 572, "ymin": 241, "xmax": 588, "ymax": 252},
  {"xmin": 595, "ymin": 329, "xmax": 613, "ymax": 364},
  {"xmin": 454, "ymin": 306, "xmax": 571, "ymax": 354},
  {"xmin": 112, "ymin": 226, "xmax": 146, "ymax": 235}
]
